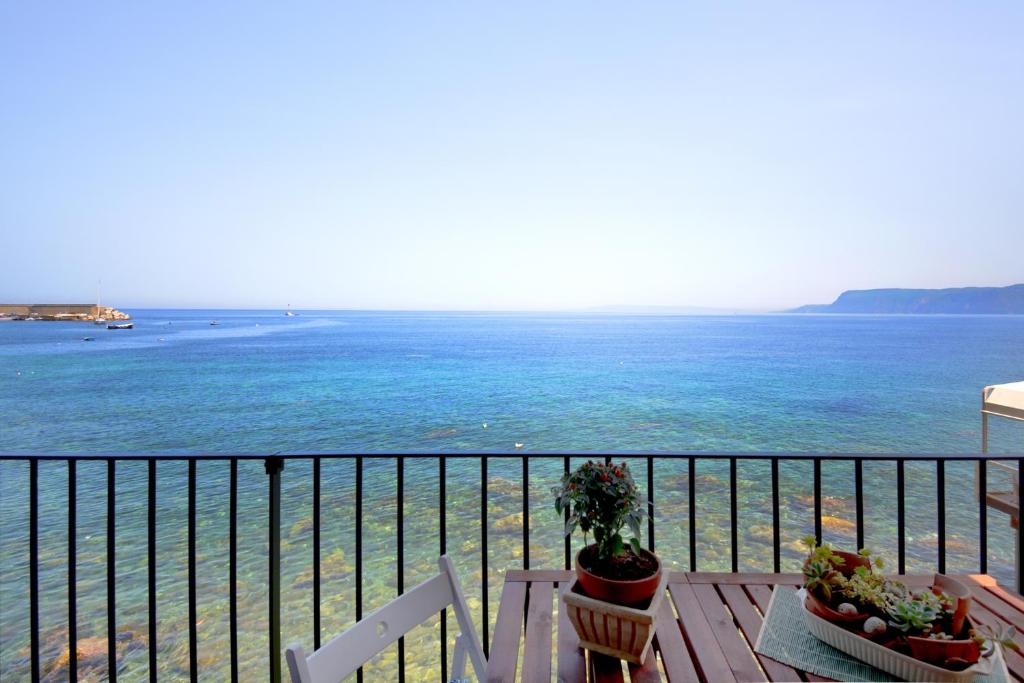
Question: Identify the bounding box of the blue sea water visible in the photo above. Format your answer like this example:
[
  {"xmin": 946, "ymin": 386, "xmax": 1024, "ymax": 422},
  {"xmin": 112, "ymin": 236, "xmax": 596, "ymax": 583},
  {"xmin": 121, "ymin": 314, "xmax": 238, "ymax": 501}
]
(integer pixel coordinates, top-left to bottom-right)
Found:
[
  {"xmin": 1, "ymin": 311, "xmax": 1023, "ymax": 680},
  {"xmin": 2, "ymin": 310, "xmax": 1023, "ymax": 453}
]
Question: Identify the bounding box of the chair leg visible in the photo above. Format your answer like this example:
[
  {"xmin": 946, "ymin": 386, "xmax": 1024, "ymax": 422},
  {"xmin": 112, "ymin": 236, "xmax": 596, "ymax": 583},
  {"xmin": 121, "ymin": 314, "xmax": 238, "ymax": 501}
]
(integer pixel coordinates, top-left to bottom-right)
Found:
[{"xmin": 450, "ymin": 633, "xmax": 468, "ymax": 681}]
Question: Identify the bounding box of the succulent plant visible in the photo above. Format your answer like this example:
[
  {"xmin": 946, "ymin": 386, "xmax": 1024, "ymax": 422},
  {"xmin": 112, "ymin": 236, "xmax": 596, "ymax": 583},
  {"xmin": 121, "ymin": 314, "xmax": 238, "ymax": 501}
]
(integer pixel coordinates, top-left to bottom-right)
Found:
[
  {"xmin": 803, "ymin": 557, "xmax": 840, "ymax": 601},
  {"xmin": 888, "ymin": 599, "xmax": 939, "ymax": 635},
  {"xmin": 972, "ymin": 623, "xmax": 1021, "ymax": 656}
]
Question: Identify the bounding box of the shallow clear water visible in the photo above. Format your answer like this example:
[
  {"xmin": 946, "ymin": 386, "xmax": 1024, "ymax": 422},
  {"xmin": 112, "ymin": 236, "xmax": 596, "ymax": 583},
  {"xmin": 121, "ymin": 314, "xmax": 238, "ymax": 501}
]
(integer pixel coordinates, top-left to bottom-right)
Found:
[{"xmin": 1, "ymin": 311, "xmax": 1022, "ymax": 680}]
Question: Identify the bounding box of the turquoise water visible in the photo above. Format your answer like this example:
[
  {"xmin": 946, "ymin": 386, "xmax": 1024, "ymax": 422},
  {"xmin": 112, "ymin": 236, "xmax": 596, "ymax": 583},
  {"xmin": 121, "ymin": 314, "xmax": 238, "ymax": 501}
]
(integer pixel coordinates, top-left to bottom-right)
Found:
[{"xmin": 1, "ymin": 311, "xmax": 1023, "ymax": 680}]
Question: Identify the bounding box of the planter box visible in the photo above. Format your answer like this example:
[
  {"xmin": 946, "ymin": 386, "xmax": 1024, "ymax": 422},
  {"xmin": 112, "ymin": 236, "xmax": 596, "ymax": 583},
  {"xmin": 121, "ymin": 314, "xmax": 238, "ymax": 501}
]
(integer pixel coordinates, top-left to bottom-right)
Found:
[
  {"xmin": 562, "ymin": 570, "xmax": 668, "ymax": 664},
  {"xmin": 800, "ymin": 588, "xmax": 1005, "ymax": 682}
]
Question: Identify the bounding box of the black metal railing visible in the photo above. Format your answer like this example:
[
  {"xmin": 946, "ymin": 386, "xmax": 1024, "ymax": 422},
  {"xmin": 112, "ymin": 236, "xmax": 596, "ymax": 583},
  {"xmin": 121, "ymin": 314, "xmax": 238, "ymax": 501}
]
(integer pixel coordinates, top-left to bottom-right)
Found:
[{"xmin": 2, "ymin": 452, "xmax": 1022, "ymax": 683}]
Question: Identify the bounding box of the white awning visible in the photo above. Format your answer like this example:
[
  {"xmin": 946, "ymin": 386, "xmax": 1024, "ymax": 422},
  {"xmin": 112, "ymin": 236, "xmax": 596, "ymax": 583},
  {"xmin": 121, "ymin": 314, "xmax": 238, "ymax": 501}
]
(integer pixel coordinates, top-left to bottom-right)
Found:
[{"xmin": 983, "ymin": 381, "xmax": 1024, "ymax": 421}]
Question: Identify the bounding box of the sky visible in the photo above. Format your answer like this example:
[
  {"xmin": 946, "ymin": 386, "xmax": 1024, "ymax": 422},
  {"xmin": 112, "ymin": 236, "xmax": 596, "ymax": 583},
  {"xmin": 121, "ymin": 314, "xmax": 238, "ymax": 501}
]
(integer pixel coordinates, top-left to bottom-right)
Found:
[{"xmin": 1, "ymin": 3, "xmax": 1022, "ymax": 311}]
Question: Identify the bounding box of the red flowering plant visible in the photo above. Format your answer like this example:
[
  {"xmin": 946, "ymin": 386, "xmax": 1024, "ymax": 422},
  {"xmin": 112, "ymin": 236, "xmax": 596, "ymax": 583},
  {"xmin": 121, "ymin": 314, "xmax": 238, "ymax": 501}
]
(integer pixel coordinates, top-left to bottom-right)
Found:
[{"xmin": 554, "ymin": 461, "xmax": 652, "ymax": 578}]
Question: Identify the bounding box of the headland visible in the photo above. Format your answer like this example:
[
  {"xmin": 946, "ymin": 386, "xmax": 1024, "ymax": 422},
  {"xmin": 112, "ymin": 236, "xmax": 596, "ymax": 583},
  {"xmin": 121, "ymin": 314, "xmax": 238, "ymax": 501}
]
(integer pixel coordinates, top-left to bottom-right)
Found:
[{"xmin": 0, "ymin": 304, "xmax": 131, "ymax": 321}]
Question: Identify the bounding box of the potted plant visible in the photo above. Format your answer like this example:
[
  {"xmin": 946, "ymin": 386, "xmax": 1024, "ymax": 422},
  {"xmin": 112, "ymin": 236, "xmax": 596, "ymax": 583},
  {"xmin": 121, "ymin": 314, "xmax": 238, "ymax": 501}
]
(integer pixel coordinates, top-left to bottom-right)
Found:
[
  {"xmin": 554, "ymin": 460, "xmax": 661, "ymax": 605},
  {"xmin": 801, "ymin": 537, "xmax": 878, "ymax": 626},
  {"xmin": 799, "ymin": 540, "xmax": 1018, "ymax": 677},
  {"xmin": 554, "ymin": 460, "xmax": 664, "ymax": 664}
]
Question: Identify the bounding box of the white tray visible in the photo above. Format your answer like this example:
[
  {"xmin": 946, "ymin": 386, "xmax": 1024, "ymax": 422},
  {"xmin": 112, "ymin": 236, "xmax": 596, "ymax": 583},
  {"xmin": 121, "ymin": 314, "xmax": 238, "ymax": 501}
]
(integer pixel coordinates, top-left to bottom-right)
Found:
[{"xmin": 800, "ymin": 590, "xmax": 1005, "ymax": 682}]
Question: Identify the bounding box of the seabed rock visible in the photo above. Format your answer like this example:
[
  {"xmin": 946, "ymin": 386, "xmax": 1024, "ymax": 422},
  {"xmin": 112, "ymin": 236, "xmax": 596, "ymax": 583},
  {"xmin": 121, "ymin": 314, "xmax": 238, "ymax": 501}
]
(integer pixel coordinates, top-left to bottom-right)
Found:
[
  {"xmin": 291, "ymin": 548, "xmax": 353, "ymax": 589},
  {"xmin": 43, "ymin": 631, "xmax": 147, "ymax": 683}
]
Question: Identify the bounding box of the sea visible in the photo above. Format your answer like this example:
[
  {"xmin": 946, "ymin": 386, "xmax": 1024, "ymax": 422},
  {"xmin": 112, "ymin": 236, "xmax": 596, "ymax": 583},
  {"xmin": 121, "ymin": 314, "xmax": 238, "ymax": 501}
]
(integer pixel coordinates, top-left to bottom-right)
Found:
[{"xmin": 1, "ymin": 310, "xmax": 1023, "ymax": 680}]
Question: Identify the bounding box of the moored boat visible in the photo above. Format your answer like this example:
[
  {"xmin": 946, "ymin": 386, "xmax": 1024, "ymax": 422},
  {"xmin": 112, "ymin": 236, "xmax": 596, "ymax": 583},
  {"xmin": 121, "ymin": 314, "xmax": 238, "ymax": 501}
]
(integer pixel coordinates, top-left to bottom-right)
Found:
[{"xmin": 107, "ymin": 323, "xmax": 134, "ymax": 329}]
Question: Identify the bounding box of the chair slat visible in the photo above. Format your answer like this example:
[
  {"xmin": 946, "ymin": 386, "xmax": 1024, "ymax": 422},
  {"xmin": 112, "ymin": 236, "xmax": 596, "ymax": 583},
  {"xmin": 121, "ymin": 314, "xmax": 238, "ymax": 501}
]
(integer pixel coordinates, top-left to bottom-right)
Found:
[
  {"xmin": 304, "ymin": 573, "xmax": 453, "ymax": 682},
  {"xmin": 523, "ymin": 581, "xmax": 554, "ymax": 683},
  {"xmin": 487, "ymin": 580, "xmax": 527, "ymax": 682}
]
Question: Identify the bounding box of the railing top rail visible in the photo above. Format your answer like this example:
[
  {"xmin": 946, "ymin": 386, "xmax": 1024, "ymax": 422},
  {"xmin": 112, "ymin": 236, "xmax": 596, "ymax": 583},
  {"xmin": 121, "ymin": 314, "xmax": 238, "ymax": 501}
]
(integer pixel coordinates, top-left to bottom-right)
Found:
[{"xmin": 0, "ymin": 450, "xmax": 1021, "ymax": 461}]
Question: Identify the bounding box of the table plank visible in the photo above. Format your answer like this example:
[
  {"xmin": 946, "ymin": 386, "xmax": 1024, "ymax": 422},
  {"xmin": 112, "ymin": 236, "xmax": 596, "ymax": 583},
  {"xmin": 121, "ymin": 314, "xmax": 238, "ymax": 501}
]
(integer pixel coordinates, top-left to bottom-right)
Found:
[
  {"xmin": 495, "ymin": 571, "xmax": 1021, "ymax": 682},
  {"xmin": 523, "ymin": 581, "xmax": 555, "ymax": 683},
  {"xmin": 487, "ymin": 580, "xmax": 527, "ymax": 683},
  {"xmin": 652, "ymin": 598, "xmax": 699, "ymax": 683},
  {"xmin": 718, "ymin": 584, "xmax": 801, "ymax": 682},
  {"xmin": 744, "ymin": 583, "xmax": 784, "ymax": 615},
  {"xmin": 966, "ymin": 598, "xmax": 1024, "ymax": 681},
  {"xmin": 591, "ymin": 653, "xmax": 626, "ymax": 683},
  {"xmin": 986, "ymin": 583, "xmax": 1024, "ymax": 615},
  {"xmin": 690, "ymin": 583, "xmax": 766, "ymax": 682},
  {"xmin": 627, "ymin": 654, "xmax": 662, "ymax": 683},
  {"xmin": 557, "ymin": 582, "xmax": 587, "ymax": 683},
  {"xmin": 969, "ymin": 579, "xmax": 1024, "ymax": 631},
  {"xmin": 668, "ymin": 582, "xmax": 738, "ymax": 683},
  {"xmin": 506, "ymin": 569, "xmax": 575, "ymax": 583},
  {"xmin": 686, "ymin": 573, "xmax": 800, "ymax": 586}
]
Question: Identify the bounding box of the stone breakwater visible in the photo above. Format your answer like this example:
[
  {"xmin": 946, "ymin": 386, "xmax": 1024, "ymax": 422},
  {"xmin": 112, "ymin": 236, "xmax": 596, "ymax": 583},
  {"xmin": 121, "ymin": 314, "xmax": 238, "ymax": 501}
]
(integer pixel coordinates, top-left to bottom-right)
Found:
[{"xmin": 0, "ymin": 304, "xmax": 130, "ymax": 321}]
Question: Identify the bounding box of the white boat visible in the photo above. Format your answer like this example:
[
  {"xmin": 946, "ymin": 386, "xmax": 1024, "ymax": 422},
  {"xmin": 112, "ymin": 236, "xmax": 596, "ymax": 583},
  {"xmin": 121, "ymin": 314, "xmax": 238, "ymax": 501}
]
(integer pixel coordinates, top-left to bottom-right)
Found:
[
  {"xmin": 107, "ymin": 323, "xmax": 133, "ymax": 330},
  {"xmin": 94, "ymin": 280, "xmax": 105, "ymax": 324},
  {"xmin": 210, "ymin": 320, "xmax": 219, "ymax": 326},
  {"xmin": 285, "ymin": 304, "xmax": 297, "ymax": 317}
]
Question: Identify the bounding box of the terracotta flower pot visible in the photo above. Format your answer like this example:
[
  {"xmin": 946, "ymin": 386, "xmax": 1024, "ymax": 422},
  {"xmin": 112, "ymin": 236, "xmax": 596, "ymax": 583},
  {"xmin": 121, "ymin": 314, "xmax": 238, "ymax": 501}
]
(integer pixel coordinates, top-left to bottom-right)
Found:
[
  {"xmin": 907, "ymin": 635, "xmax": 981, "ymax": 667},
  {"xmin": 802, "ymin": 550, "xmax": 870, "ymax": 586},
  {"xmin": 932, "ymin": 574, "xmax": 972, "ymax": 636},
  {"xmin": 575, "ymin": 546, "xmax": 662, "ymax": 606},
  {"xmin": 830, "ymin": 550, "xmax": 871, "ymax": 577},
  {"xmin": 804, "ymin": 591, "xmax": 869, "ymax": 628}
]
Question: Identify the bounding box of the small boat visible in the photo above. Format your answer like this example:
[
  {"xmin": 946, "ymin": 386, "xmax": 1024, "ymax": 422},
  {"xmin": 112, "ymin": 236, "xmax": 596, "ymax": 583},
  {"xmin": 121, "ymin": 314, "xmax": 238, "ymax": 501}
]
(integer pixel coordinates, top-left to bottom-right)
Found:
[
  {"xmin": 514, "ymin": 442, "xmax": 524, "ymax": 449},
  {"xmin": 210, "ymin": 320, "xmax": 219, "ymax": 326},
  {"xmin": 82, "ymin": 336, "xmax": 95, "ymax": 342},
  {"xmin": 107, "ymin": 323, "xmax": 133, "ymax": 330},
  {"xmin": 94, "ymin": 318, "xmax": 107, "ymax": 325},
  {"xmin": 285, "ymin": 304, "xmax": 297, "ymax": 317}
]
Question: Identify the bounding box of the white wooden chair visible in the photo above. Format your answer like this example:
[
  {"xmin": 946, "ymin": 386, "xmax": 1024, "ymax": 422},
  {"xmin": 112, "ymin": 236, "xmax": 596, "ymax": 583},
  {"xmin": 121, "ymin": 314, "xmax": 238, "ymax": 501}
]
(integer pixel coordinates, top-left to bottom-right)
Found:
[{"xmin": 285, "ymin": 555, "xmax": 487, "ymax": 683}]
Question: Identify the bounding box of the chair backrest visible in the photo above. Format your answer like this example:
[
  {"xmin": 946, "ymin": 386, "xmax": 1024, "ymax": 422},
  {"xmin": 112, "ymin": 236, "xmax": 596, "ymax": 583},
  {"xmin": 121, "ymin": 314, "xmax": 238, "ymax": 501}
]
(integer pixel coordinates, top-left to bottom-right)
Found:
[{"xmin": 286, "ymin": 555, "xmax": 486, "ymax": 683}]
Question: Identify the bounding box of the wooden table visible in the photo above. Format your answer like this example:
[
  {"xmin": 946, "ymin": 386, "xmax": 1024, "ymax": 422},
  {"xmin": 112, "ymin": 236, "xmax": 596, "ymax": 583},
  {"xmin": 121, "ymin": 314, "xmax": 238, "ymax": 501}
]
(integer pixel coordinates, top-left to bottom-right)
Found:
[{"xmin": 485, "ymin": 570, "xmax": 1024, "ymax": 682}]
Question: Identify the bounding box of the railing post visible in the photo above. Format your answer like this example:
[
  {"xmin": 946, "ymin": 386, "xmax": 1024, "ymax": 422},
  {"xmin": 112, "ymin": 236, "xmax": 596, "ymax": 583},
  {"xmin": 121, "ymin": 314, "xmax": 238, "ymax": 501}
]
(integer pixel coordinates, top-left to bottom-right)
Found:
[
  {"xmin": 265, "ymin": 456, "xmax": 284, "ymax": 683},
  {"xmin": 30, "ymin": 459, "xmax": 39, "ymax": 683},
  {"xmin": 1018, "ymin": 459, "xmax": 1023, "ymax": 595},
  {"xmin": 107, "ymin": 459, "xmax": 117, "ymax": 683}
]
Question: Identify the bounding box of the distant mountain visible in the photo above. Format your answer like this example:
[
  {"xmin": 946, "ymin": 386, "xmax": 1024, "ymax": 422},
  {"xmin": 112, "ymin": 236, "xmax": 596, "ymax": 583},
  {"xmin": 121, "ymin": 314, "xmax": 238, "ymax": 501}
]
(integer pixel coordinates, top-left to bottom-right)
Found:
[{"xmin": 790, "ymin": 284, "xmax": 1024, "ymax": 314}]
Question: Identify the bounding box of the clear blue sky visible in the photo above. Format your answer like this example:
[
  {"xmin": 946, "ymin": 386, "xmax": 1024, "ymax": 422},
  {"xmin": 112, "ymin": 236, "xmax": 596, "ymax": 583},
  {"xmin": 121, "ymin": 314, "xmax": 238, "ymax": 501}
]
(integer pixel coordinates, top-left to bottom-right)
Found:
[{"xmin": 2, "ymin": 3, "xmax": 1022, "ymax": 310}]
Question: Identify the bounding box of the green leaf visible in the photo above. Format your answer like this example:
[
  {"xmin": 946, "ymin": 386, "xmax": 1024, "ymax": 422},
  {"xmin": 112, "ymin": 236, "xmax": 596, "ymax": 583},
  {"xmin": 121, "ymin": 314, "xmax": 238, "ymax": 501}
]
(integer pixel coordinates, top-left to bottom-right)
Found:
[
  {"xmin": 630, "ymin": 537, "xmax": 642, "ymax": 555},
  {"xmin": 611, "ymin": 533, "xmax": 624, "ymax": 557},
  {"xmin": 627, "ymin": 516, "xmax": 641, "ymax": 541}
]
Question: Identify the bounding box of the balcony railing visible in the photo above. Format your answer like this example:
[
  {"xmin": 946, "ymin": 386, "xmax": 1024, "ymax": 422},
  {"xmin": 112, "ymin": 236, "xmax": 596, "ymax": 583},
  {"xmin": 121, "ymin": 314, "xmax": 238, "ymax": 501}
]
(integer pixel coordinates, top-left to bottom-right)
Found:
[{"xmin": 0, "ymin": 452, "xmax": 1021, "ymax": 682}]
